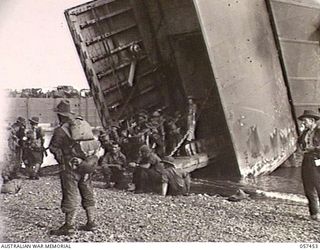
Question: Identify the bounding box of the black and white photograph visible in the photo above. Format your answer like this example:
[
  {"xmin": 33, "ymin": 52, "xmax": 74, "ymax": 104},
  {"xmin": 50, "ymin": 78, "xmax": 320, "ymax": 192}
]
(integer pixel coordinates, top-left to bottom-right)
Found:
[{"xmin": 0, "ymin": 0, "xmax": 320, "ymax": 247}]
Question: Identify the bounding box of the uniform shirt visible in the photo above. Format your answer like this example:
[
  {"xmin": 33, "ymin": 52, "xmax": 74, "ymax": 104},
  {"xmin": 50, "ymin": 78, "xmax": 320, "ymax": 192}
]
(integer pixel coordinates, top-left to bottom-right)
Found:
[
  {"xmin": 101, "ymin": 151, "xmax": 127, "ymax": 170},
  {"xmin": 49, "ymin": 124, "xmax": 74, "ymax": 165},
  {"xmin": 28, "ymin": 126, "xmax": 45, "ymax": 150},
  {"xmin": 11, "ymin": 122, "xmax": 26, "ymax": 147},
  {"xmin": 299, "ymin": 126, "xmax": 320, "ymax": 153}
]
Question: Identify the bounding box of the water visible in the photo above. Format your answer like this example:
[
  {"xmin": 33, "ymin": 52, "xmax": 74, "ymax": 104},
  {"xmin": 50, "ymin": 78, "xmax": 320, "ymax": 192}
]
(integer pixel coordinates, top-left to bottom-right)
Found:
[{"xmin": 191, "ymin": 166, "xmax": 305, "ymax": 202}]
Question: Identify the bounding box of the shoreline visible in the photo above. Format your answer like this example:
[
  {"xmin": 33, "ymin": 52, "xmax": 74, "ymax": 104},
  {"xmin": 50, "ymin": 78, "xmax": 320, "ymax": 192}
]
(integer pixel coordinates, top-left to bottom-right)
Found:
[{"xmin": 0, "ymin": 175, "xmax": 319, "ymax": 242}]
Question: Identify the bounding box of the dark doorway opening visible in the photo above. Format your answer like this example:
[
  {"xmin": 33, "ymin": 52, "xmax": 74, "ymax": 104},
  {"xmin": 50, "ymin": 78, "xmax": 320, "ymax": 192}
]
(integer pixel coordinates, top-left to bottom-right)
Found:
[{"xmin": 169, "ymin": 32, "xmax": 239, "ymax": 177}]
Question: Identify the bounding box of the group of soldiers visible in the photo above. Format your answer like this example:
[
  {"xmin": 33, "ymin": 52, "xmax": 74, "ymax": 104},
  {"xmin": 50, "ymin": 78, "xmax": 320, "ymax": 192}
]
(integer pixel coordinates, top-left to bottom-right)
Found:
[
  {"xmin": 47, "ymin": 99, "xmax": 194, "ymax": 235},
  {"xmin": 94, "ymin": 99, "xmax": 198, "ymax": 192},
  {"xmin": 5, "ymin": 100, "xmax": 320, "ymax": 235},
  {"xmin": 2, "ymin": 99, "xmax": 196, "ymax": 236},
  {"xmin": 4, "ymin": 116, "xmax": 45, "ymax": 182},
  {"xmin": 98, "ymin": 95, "xmax": 198, "ymax": 159},
  {"xmin": 92, "ymin": 96, "xmax": 199, "ymax": 192}
]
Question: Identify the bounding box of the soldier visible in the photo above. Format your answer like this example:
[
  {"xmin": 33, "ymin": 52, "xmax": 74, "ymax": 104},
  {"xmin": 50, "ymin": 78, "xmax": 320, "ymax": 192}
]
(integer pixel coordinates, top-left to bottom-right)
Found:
[
  {"xmin": 129, "ymin": 145, "xmax": 168, "ymax": 195},
  {"xmin": 49, "ymin": 100, "xmax": 99, "ymax": 235},
  {"xmin": 148, "ymin": 111, "xmax": 165, "ymax": 157},
  {"xmin": 10, "ymin": 117, "xmax": 26, "ymax": 178},
  {"xmin": 164, "ymin": 116, "xmax": 182, "ymax": 155},
  {"xmin": 22, "ymin": 117, "xmax": 45, "ymax": 180},
  {"xmin": 298, "ymin": 110, "xmax": 320, "ymax": 221},
  {"xmin": 101, "ymin": 142, "xmax": 127, "ymax": 189},
  {"xmin": 2, "ymin": 125, "xmax": 19, "ymax": 182},
  {"xmin": 130, "ymin": 112, "xmax": 149, "ymax": 145},
  {"xmin": 186, "ymin": 96, "xmax": 197, "ymax": 155},
  {"xmin": 161, "ymin": 156, "xmax": 190, "ymax": 196},
  {"xmin": 126, "ymin": 112, "xmax": 149, "ymax": 161},
  {"xmin": 109, "ymin": 122, "xmax": 120, "ymax": 144}
]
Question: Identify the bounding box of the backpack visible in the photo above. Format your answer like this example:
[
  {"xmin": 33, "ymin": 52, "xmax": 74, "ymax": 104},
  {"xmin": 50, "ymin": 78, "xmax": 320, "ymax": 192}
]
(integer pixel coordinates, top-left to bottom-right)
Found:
[
  {"xmin": 70, "ymin": 117, "xmax": 94, "ymax": 141},
  {"xmin": 61, "ymin": 118, "xmax": 101, "ymax": 159}
]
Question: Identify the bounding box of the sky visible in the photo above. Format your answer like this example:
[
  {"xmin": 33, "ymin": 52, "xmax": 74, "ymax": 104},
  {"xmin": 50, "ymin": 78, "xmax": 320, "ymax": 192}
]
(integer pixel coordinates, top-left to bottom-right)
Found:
[
  {"xmin": 1, "ymin": 0, "xmax": 320, "ymax": 92},
  {"xmin": 0, "ymin": 0, "xmax": 91, "ymax": 91}
]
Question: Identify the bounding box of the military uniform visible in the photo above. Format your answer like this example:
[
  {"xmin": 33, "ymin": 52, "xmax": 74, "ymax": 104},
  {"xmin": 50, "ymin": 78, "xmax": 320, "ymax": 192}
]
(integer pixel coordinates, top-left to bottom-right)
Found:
[
  {"xmin": 143, "ymin": 111, "xmax": 164, "ymax": 157},
  {"xmin": 22, "ymin": 118, "xmax": 45, "ymax": 179},
  {"xmin": 49, "ymin": 100, "xmax": 97, "ymax": 235},
  {"xmin": 161, "ymin": 157, "xmax": 190, "ymax": 196},
  {"xmin": 133, "ymin": 149, "xmax": 168, "ymax": 193},
  {"xmin": 101, "ymin": 150, "xmax": 127, "ymax": 188},
  {"xmin": 164, "ymin": 118, "xmax": 182, "ymax": 155},
  {"xmin": 298, "ymin": 110, "xmax": 320, "ymax": 220},
  {"xmin": 49, "ymin": 124, "xmax": 95, "ymax": 214},
  {"xmin": 10, "ymin": 118, "xmax": 26, "ymax": 176}
]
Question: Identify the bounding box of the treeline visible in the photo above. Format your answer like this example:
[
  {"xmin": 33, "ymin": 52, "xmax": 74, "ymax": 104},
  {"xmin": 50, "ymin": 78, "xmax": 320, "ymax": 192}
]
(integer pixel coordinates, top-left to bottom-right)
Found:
[{"xmin": 6, "ymin": 86, "xmax": 92, "ymax": 98}]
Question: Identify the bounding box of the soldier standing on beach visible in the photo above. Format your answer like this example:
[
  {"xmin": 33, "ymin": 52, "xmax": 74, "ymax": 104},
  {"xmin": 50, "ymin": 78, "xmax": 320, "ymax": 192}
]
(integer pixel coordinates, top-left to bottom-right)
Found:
[
  {"xmin": 10, "ymin": 117, "xmax": 26, "ymax": 178},
  {"xmin": 298, "ymin": 110, "xmax": 320, "ymax": 221},
  {"xmin": 22, "ymin": 116, "xmax": 45, "ymax": 180},
  {"xmin": 49, "ymin": 100, "xmax": 99, "ymax": 235}
]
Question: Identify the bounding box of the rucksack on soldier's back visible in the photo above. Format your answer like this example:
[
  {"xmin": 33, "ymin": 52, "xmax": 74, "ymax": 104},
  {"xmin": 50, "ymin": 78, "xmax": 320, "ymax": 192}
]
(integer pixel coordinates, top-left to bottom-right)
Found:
[
  {"xmin": 62, "ymin": 116, "xmax": 101, "ymax": 158},
  {"xmin": 61, "ymin": 116, "xmax": 101, "ymax": 154},
  {"xmin": 62, "ymin": 117, "xmax": 102, "ymax": 174},
  {"xmin": 70, "ymin": 117, "xmax": 94, "ymax": 141}
]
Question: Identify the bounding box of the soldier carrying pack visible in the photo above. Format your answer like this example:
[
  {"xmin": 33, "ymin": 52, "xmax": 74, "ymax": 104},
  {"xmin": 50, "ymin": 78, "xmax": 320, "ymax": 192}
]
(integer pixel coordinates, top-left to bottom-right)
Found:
[{"xmin": 61, "ymin": 116, "xmax": 102, "ymax": 174}]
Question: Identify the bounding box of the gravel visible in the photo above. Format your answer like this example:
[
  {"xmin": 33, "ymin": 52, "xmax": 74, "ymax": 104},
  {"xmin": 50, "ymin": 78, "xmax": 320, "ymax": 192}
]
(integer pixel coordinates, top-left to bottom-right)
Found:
[{"xmin": 1, "ymin": 175, "xmax": 320, "ymax": 242}]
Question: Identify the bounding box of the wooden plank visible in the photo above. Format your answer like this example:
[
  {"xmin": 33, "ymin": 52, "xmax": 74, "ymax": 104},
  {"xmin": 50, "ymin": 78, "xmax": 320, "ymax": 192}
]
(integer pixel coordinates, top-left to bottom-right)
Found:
[
  {"xmin": 97, "ymin": 55, "xmax": 147, "ymax": 79},
  {"xmin": 68, "ymin": 0, "xmax": 116, "ymax": 16},
  {"xmin": 85, "ymin": 23, "xmax": 137, "ymax": 46},
  {"xmin": 102, "ymin": 67, "xmax": 156, "ymax": 94},
  {"xmin": 65, "ymin": 11, "xmax": 110, "ymax": 128},
  {"xmin": 173, "ymin": 154, "xmax": 209, "ymax": 173},
  {"xmin": 91, "ymin": 40, "xmax": 142, "ymax": 63},
  {"xmin": 66, "ymin": 0, "xmax": 167, "ymax": 125},
  {"xmin": 80, "ymin": 7, "xmax": 132, "ymax": 29}
]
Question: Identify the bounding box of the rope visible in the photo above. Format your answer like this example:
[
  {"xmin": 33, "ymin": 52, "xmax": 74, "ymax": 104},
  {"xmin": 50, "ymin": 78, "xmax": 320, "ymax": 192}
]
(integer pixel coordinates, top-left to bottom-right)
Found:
[{"xmin": 168, "ymin": 128, "xmax": 193, "ymax": 157}]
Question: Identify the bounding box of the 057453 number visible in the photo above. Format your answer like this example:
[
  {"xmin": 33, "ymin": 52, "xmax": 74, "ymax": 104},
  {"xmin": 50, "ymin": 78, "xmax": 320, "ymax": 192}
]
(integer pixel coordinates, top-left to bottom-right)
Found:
[{"xmin": 300, "ymin": 244, "xmax": 319, "ymax": 249}]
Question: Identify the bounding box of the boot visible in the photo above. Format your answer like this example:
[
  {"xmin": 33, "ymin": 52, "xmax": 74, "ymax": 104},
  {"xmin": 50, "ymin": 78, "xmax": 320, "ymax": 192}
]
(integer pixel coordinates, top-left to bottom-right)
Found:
[
  {"xmin": 80, "ymin": 206, "xmax": 97, "ymax": 231},
  {"xmin": 50, "ymin": 211, "xmax": 76, "ymax": 236},
  {"xmin": 34, "ymin": 163, "xmax": 40, "ymax": 180}
]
